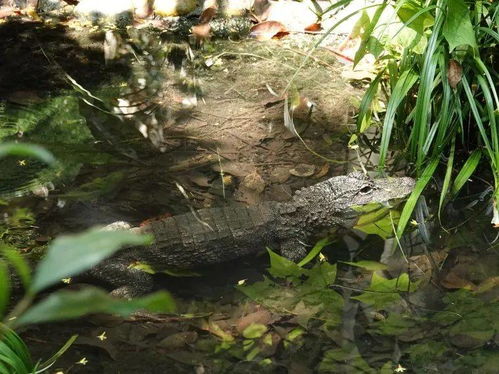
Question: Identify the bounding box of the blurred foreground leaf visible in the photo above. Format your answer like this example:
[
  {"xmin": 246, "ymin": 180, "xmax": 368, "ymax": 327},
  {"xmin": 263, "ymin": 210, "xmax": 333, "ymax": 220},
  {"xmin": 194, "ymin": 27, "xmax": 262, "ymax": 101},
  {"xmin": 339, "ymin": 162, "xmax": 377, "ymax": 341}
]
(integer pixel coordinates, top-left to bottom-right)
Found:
[
  {"xmin": 0, "ymin": 143, "xmax": 55, "ymax": 165},
  {"xmin": 15, "ymin": 287, "xmax": 175, "ymax": 326},
  {"xmin": 31, "ymin": 228, "xmax": 152, "ymax": 293}
]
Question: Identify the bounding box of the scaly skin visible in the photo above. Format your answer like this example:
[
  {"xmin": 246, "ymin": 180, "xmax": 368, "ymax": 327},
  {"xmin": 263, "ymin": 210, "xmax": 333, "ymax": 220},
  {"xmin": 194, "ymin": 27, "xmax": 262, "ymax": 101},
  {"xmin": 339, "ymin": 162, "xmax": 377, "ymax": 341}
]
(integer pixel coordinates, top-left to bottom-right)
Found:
[{"xmin": 87, "ymin": 172, "xmax": 414, "ymax": 296}]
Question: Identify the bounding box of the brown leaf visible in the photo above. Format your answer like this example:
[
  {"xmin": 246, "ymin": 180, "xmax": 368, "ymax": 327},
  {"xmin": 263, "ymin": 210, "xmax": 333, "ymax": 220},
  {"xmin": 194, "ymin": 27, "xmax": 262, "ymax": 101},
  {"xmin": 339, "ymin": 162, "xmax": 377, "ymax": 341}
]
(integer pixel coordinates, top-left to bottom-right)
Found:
[
  {"xmin": 314, "ymin": 163, "xmax": 330, "ymax": 179},
  {"xmin": 249, "ymin": 21, "xmax": 288, "ymax": 41},
  {"xmin": 447, "ymin": 59, "xmax": 462, "ymax": 89},
  {"xmin": 191, "ymin": 22, "xmax": 211, "ymax": 43},
  {"xmin": 440, "ymin": 271, "xmax": 476, "ymax": 291},
  {"xmin": 0, "ymin": 7, "xmax": 17, "ymax": 19},
  {"xmin": 199, "ymin": 6, "xmax": 217, "ymax": 24},
  {"xmin": 236, "ymin": 309, "xmax": 272, "ymax": 333},
  {"xmin": 241, "ymin": 171, "xmax": 266, "ymax": 193},
  {"xmin": 304, "ymin": 23, "xmax": 321, "ymax": 32},
  {"xmin": 289, "ymin": 164, "xmax": 316, "ymax": 177},
  {"xmin": 157, "ymin": 331, "xmax": 198, "ymax": 349},
  {"xmin": 251, "ymin": 0, "xmax": 271, "ymax": 22}
]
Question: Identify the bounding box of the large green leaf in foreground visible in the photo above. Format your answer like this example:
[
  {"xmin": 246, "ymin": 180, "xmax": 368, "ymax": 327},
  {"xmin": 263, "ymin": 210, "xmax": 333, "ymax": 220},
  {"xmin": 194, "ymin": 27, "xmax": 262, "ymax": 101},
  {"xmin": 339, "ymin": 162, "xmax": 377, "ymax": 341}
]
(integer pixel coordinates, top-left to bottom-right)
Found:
[
  {"xmin": 15, "ymin": 287, "xmax": 175, "ymax": 327},
  {"xmin": 30, "ymin": 228, "xmax": 152, "ymax": 293}
]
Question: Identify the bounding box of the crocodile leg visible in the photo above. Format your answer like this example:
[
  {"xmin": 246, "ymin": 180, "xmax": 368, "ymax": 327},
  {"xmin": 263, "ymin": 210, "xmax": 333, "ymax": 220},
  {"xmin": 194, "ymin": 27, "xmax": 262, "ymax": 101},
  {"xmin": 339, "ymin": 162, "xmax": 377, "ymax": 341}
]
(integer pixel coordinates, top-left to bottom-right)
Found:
[{"xmin": 87, "ymin": 256, "xmax": 154, "ymax": 298}]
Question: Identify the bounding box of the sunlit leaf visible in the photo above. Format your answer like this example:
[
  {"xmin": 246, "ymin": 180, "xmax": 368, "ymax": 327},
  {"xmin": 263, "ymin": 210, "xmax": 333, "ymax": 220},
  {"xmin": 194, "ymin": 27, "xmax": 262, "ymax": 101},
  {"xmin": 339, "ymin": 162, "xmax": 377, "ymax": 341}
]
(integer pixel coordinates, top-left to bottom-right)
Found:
[
  {"xmin": 397, "ymin": 1, "xmax": 434, "ymax": 34},
  {"xmin": 354, "ymin": 3, "xmax": 387, "ymax": 65},
  {"xmin": 378, "ymin": 69, "xmax": 418, "ymax": 168},
  {"xmin": 242, "ymin": 323, "xmax": 268, "ymax": 339},
  {"xmin": 15, "ymin": 287, "xmax": 175, "ymax": 326},
  {"xmin": 354, "ymin": 204, "xmax": 402, "ymax": 239},
  {"xmin": 356, "ymin": 72, "xmax": 382, "ymax": 133},
  {"xmin": 249, "ymin": 21, "xmax": 288, "ymax": 41},
  {"xmin": 297, "ymin": 237, "xmax": 330, "ymax": 267},
  {"xmin": 198, "ymin": 6, "xmax": 216, "ymax": 24},
  {"xmin": 30, "ymin": 228, "xmax": 152, "ymax": 293}
]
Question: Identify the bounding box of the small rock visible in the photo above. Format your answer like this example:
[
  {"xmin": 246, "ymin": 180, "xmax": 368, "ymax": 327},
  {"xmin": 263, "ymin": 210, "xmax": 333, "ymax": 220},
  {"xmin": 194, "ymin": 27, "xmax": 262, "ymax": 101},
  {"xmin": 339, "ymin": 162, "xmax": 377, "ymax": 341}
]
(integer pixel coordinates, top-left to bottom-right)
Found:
[
  {"xmin": 75, "ymin": 0, "xmax": 134, "ymax": 26},
  {"xmin": 269, "ymin": 167, "xmax": 290, "ymax": 183},
  {"xmin": 153, "ymin": 0, "xmax": 197, "ymax": 17},
  {"xmin": 219, "ymin": 0, "xmax": 253, "ymax": 17},
  {"xmin": 289, "ymin": 163, "xmax": 315, "ymax": 177},
  {"xmin": 241, "ymin": 171, "xmax": 265, "ymax": 193}
]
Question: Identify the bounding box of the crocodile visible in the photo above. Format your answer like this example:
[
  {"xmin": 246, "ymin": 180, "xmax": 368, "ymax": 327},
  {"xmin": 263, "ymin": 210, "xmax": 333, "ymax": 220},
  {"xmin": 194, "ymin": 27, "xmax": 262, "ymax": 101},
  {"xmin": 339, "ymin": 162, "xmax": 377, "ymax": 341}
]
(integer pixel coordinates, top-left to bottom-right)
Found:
[{"xmin": 86, "ymin": 172, "xmax": 414, "ymax": 296}]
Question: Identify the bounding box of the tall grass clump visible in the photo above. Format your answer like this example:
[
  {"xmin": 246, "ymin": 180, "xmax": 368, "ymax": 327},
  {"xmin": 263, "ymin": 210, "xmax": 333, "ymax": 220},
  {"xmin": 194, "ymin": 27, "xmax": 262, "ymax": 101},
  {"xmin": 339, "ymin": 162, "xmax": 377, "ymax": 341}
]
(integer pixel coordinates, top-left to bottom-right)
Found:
[{"xmin": 343, "ymin": 0, "xmax": 498, "ymax": 230}]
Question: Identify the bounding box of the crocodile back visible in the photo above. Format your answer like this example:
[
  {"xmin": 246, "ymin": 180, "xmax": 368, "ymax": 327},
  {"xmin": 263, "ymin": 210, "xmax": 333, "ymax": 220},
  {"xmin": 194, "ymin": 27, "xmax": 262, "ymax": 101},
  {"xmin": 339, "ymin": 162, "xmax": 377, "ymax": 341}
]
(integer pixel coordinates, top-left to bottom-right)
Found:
[{"xmin": 136, "ymin": 202, "xmax": 279, "ymax": 268}]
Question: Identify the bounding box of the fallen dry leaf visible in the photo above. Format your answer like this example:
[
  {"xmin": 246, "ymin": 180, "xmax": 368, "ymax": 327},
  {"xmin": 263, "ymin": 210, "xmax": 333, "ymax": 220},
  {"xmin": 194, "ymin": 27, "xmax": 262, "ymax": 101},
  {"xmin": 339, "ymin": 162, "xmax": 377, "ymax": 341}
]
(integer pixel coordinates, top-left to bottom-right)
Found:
[
  {"xmin": 199, "ymin": 6, "xmax": 217, "ymax": 24},
  {"xmin": 236, "ymin": 309, "xmax": 272, "ymax": 333},
  {"xmin": 251, "ymin": 0, "xmax": 271, "ymax": 22},
  {"xmin": 440, "ymin": 271, "xmax": 477, "ymax": 291},
  {"xmin": 304, "ymin": 23, "xmax": 321, "ymax": 32},
  {"xmin": 447, "ymin": 59, "xmax": 462, "ymax": 89},
  {"xmin": 241, "ymin": 171, "xmax": 266, "ymax": 193},
  {"xmin": 289, "ymin": 164, "xmax": 316, "ymax": 177},
  {"xmin": 314, "ymin": 163, "xmax": 330, "ymax": 179},
  {"xmin": 249, "ymin": 21, "xmax": 288, "ymax": 41},
  {"xmin": 191, "ymin": 22, "xmax": 211, "ymax": 43}
]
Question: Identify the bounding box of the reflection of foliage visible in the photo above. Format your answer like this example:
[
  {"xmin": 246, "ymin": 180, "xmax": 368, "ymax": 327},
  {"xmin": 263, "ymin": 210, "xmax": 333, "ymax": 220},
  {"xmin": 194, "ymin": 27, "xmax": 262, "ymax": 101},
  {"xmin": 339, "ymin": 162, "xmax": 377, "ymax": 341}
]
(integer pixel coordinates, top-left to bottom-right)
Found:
[
  {"xmin": 239, "ymin": 249, "xmax": 344, "ymax": 328},
  {"xmin": 0, "ymin": 94, "xmax": 95, "ymax": 197}
]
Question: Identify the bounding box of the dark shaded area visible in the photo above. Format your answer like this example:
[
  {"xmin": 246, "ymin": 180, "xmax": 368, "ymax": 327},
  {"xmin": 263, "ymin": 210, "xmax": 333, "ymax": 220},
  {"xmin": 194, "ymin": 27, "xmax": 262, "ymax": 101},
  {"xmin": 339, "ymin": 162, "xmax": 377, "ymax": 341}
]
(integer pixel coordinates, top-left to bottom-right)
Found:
[{"xmin": 0, "ymin": 20, "xmax": 130, "ymax": 97}]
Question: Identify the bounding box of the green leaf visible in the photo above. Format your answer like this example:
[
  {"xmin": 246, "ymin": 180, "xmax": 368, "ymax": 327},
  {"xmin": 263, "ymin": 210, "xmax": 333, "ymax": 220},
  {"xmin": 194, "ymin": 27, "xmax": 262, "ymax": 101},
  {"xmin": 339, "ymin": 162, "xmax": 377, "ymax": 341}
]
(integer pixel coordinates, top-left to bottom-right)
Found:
[
  {"xmin": 354, "ymin": 3, "xmax": 387, "ymax": 65},
  {"xmin": 356, "ymin": 73, "xmax": 382, "ymax": 133},
  {"xmin": 30, "ymin": 228, "xmax": 152, "ymax": 293},
  {"xmin": 0, "ymin": 262, "xmax": 10, "ymax": 318},
  {"xmin": 37, "ymin": 335, "xmax": 78, "ymax": 371},
  {"xmin": 297, "ymin": 237, "xmax": 330, "ymax": 267},
  {"xmin": 0, "ymin": 324, "xmax": 33, "ymax": 373},
  {"xmin": 0, "ymin": 143, "xmax": 55, "ymax": 165},
  {"xmin": 15, "ymin": 287, "xmax": 175, "ymax": 327},
  {"xmin": 352, "ymin": 273, "xmax": 416, "ymax": 309},
  {"xmin": 451, "ymin": 150, "xmax": 482, "ymax": 196},
  {"xmin": 379, "ymin": 69, "xmax": 418, "ymax": 168},
  {"xmin": 242, "ymin": 324, "xmax": 268, "ymax": 339},
  {"xmin": 397, "ymin": 1, "xmax": 435, "ymax": 34},
  {"xmin": 341, "ymin": 261, "xmax": 388, "ymax": 271},
  {"xmin": 438, "ymin": 137, "xmax": 456, "ymax": 218},
  {"xmin": 267, "ymin": 248, "xmax": 304, "ymax": 279},
  {"xmin": 303, "ymin": 262, "xmax": 337, "ymax": 288},
  {"xmin": 1, "ymin": 245, "xmax": 31, "ymax": 290},
  {"xmin": 354, "ymin": 206, "xmax": 400, "ymax": 239},
  {"xmin": 397, "ymin": 157, "xmax": 439, "ymax": 237},
  {"xmin": 443, "ymin": 0, "xmax": 477, "ymax": 51}
]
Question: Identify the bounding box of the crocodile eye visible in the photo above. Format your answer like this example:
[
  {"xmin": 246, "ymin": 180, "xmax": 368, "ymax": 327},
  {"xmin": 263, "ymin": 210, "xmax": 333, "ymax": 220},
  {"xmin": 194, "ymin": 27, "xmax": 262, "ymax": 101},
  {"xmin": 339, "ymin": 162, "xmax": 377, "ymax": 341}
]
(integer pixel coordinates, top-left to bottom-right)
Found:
[{"xmin": 359, "ymin": 185, "xmax": 373, "ymax": 194}]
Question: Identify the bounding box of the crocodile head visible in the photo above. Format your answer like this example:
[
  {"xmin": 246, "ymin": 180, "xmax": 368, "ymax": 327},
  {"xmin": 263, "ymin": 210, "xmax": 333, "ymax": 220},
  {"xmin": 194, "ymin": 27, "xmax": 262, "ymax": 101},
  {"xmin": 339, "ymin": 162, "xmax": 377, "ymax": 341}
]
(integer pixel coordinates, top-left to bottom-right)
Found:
[
  {"xmin": 293, "ymin": 171, "xmax": 414, "ymax": 219},
  {"xmin": 329, "ymin": 172, "xmax": 414, "ymax": 215}
]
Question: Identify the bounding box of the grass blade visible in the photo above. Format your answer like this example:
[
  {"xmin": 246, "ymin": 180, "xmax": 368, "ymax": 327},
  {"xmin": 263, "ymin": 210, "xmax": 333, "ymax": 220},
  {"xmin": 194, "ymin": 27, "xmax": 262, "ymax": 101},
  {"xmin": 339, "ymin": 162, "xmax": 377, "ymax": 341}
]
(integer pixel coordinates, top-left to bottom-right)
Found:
[
  {"xmin": 397, "ymin": 157, "xmax": 439, "ymax": 237},
  {"xmin": 451, "ymin": 150, "xmax": 482, "ymax": 197},
  {"xmin": 379, "ymin": 69, "xmax": 418, "ymax": 168}
]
